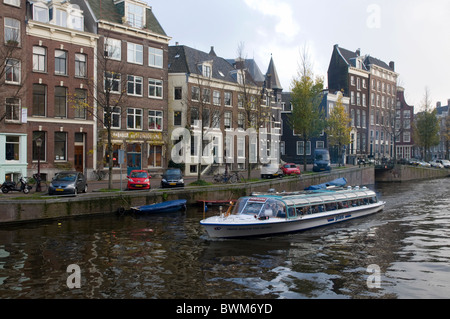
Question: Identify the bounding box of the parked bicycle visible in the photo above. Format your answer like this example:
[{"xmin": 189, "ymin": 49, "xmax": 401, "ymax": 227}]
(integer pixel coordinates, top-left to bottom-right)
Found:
[
  {"xmin": 213, "ymin": 171, "xmax": 245, "ymax": 184},
  {"xmin": 32, "ymin": 173, "xmax": 48, "ymax": 193},
  {"xmin": 92, "ymin": 169, "xmax": 108, "ymax": 181}
]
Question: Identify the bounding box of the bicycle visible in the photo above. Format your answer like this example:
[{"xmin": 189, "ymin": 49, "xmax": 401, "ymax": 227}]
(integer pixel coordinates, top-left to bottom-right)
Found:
[
  {"xmin": 92, "ymin": 169, "xmax": 108, "ymax": 181},
  {"xmin": 213, "ymin": 171, "xmax": 245, "ymax": 184},
  {"xmin": 32, "ymin": 174, "xmax": 48, "ymax": 193}
]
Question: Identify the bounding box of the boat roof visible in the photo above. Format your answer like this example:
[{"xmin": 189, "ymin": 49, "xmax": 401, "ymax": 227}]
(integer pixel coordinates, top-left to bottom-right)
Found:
[{"xmin": 251, "ymin": 187, "xmax": 376, "ymax": 207}]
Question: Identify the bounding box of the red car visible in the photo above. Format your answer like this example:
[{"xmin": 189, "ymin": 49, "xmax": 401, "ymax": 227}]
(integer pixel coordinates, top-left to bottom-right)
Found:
[
  {"xmin": 127, "ymin": 170, "xmax": 151, "ymax": 190},
  {"xmin": 281, "ymin": 163, "xmax": 301, "ymax": 176}
]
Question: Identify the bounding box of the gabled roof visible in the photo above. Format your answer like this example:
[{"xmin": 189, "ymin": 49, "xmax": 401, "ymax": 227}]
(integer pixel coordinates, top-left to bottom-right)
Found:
[
  {"xmin": 84, "ymin": 0, "xmax": 167, "ymax": 36},
  {"xmin": 226, "ymin": 58, "xmax": 265, "ymax": 84},
  {"xmin": 168, "ymin": 45, "xmax": 239, "ymax": 84},
  {"xmin": 334, "ymin": 45, "xmax": 394, "ymax": 72}
]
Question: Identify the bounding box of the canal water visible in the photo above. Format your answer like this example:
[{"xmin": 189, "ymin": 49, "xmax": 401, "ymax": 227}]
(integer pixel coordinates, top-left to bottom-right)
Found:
[{"xmin": 0, "ymin": 177, "xmax": 449, "ymax": 299}]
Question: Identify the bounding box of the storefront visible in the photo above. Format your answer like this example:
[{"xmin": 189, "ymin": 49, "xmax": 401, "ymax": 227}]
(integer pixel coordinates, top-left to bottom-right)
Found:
[
  {"xmin": 0, "ymin": 133, "xmax": 28, "ymax": 183},
  {"xmin": 103, "ymin": 131, "xmax": 165, "ymax": 177}
]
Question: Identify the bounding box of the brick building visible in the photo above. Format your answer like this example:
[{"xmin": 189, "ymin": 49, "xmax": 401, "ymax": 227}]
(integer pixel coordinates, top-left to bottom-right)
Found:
[{"xmin": 395, "ymin": 87, "xmax": 414, "ymax": 160}]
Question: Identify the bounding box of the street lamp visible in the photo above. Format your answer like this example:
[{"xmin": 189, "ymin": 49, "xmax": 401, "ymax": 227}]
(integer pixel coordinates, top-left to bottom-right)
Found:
[{"xmin": 36, "ymin": 137, "xmax": 42, "ymax": 192}]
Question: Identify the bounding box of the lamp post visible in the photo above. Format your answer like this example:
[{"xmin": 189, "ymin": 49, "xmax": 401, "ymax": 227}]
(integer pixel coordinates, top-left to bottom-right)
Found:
[{"xmin": 36, "ymin": 137, "xmax": 42, "ymax": 192}]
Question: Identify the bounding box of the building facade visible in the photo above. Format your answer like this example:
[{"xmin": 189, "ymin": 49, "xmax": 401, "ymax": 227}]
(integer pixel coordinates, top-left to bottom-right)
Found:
[
  {"xmin": 395, "ymin": 87, "xmax": 414, "ymax": 160},
  {"xmin": 1, "ymin": 0, "xmax": 30, "ymax": 182},
  {"xmin": 328, "ymin": 45, "xmax": 398, "ymax": 161},
  {"xmin": 25, "ymin": 0, "xmax": 99, "ymax": 181},
  {"xmin": 168, "ymin": 45, "xmax": 282, "ymax": 176},
  {"xmin": 74, "ymin": 0, "xmax": 171, "ymax": 177}
]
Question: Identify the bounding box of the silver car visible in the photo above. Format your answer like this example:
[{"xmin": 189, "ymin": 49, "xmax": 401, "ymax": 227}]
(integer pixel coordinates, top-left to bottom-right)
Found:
[{"xmin": 49, "ymin": 171, "xmax": 88, "ymax": 196}]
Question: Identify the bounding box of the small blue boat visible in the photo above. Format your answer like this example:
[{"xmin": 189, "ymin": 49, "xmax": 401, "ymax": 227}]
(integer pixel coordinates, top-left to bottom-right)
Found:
[
  {"xmin": 304, "ymin": 177, "xmax": 347, "ymax": 191},
  {"xmin": 131, "ymin": 199, "xmax": 187, "ymax": 214}
]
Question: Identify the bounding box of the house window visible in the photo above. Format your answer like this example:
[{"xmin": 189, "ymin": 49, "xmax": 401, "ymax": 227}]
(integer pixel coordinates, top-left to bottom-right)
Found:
[
  {"xmin": 237, "ymin": 137, "xmax": 245, "ymax": 158},
  {"xmin": 174, "ymin": 87, "xmax": 182, "ymax": 100},
  {"xmin": 54, "ymin": 87, "xmax": 67, "ymax": 118},
  {"xmin": 403, "ymin": 132, "xmax": 411, "ymax": 143},
  {"xmin": 127, "ymin": 42, "xmax": 143, "ymax": 64},
  {"xmin": 55, "ymin": 50, "xmax": 67, "ymax": 75},
  {"xmin": 190, "ymin": 107, "xmax": 199, "ymax": 126},
  {"xmin": 5, "ymin": 59, "xmax": 20, "ymax": 84},
  {"xmin": 5, "ymin": 98, "xmax": 20, "ymax": 122},
  {"xmin": 149, "ymin": 47, "xmax": 163, "ymax": 68},
  {"xmin": 70, "ymin": 13, "xmax": 83, "ymax": 31},
  {"xmin": 4, "ymin": 18, "xmax": 20, "ymax": 45},
  {"xmin": 127, "ymin": 3, "xmax": 145, "ymax": 28},
  {"xmin": 74, "ymin": 89, "xmax": 87, "ymax": 119},
  {"xmin": 202, "ymin": 88, "xmax": 211, "ymax": 104},
  {"xmin": 55, "ymin": 9, "xmax": 67, "ymax": 28},
  {"xmin": 5, "ymin": 136, "xmax": 20, "ymax": 161},
  {"xmin": 33, "ymin": 46, "xmax": 46, "ymax": 72},
  {"xmin": 127, "ymin": 108, "xmax": 143, "ymax": 129},
  {"xmin": 127, "ymin": 75, "xmax": 143, "ymax": 96},
  {"xmin": 148, "ymin": 145, "xmax": 162, "ymax": 167},
  {"xmin": 148, "ymin": 110, "xmax": 163, "ymax": 131},
  {"xmin": 75, "ymin": 53, "xmax": 87, "ymax": 78},
  {"xmin": 191, "ymin": 86, "xmax": 200, "ymax": 101},
  {"xmin": 213, "ymin": 90, "xmax": 221, "ymax": 105},
  {"xmin": 148, "ymin": 79, "xmax": 163, "ymax": 98},
  {"xmin": 32, "ymin": 131, "xmax": 46, "ymax": 162},
  {"xmin": 33, "ymin": 4, "xmax": 49, "ymax": 23},
  {"xmin": 202, "ymin": 65, "xmax": 211, "ymax": 78},
  {"xmin": 104, "ymin": 72, "xmax": 121, "ymax": 93},
  {"xmin": 104, "ymin": 106, "xmax": 121, "ymax": 129},
  {"xmin": 296, "ymin": 141, "xmax": 311, "ymax": 155},
  {"xmin": 224, "ymin": 111, "xmax": 232, "ymax": 129},
  {"xmin": 237, "ymin": 112, "xmax": 245, "ymax": 129},
  {"xmin": 174, "ymin": 111, "xmax": 182, "ymax": 126},
  {"xmin": 104, "ymin": 38, "xmax": 121, "ymax": 60},
  {"xmin": 224, "ymin": 91, "xmax": 232, "ymax": 106},
  {"xmin": 316, "ymin": 141, "xmax": 325, "ymax": 149},
  {"xmin": 54, "ymin": 132, "xmax": 67, "ymax": 161},
  {"xmin": 4, "ymin": 0, "xmax": 20, "ymax": 7},
  {"xmin": 32, "ymin": 84, "xmax": 46, "ymax": 116}
]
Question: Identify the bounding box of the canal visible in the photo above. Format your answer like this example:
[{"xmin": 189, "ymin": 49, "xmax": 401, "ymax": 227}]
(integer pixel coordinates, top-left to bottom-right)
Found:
[{"xmin": 0, "ymin": 177, "xmax": 449, "ymax": 299}]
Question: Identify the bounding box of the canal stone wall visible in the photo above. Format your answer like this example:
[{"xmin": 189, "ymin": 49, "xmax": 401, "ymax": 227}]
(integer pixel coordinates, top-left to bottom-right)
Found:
[
  {"xmin": 375, "ymin": 165, "xmax": 450, "ymax": 182},
  {"xmin": 0, "ymin": 167, "xmax": 374, "ymax": 225}
]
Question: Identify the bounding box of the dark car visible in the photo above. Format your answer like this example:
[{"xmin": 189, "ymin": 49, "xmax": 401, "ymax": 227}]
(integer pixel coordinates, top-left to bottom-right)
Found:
[
  {"xmin": 161, "ymin": 168, "xmax": 184, "ymax": 188},
  {"xmin": 49, "ymin": 171, "xmax": 88, "ymax": 196},
  {"xmin": 127, "ymin": 170, "xmax": 151, "ymax": 190},
  {"xmin": 313, "ymin": 149, "xmax": 331, "ymax": 172}
]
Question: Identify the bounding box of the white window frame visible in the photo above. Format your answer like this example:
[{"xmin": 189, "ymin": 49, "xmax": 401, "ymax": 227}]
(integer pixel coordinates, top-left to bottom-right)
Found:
[
  {"xmin": 296, "ymin": 141, "xmax": 311, "ymax": 156},
  {"xmin": 104, "ymin": 38, "xmax": 121, "ymax": 61},
  {"xmin": 4, "ymin": 17, "xmax": 20, "ymax": 45},
  {"xmin": 5, "ymin": 59, "xmax": 21, "ymax": 84},
  {"xmin": 127, "ymin": 75, "xmax": 143, "ymax": 96},
  {"xmin": 127, "ymin": 42, "xmax": 143, "ymax": 64},
  {"xmin": 104, "ymin": 107, "xmax": 121, "ymax": 129},
  {"xmin": 75, "ymin": 53, "xmax": 87, "ymax": 78},
  {"xmin": 127, "ymin": 108, "xmax": 143, "ymax": 130},
  {"xmin": 54, "ymin": 50, "xmax": 67, "ymax": 76},
  {"xmin": 127, "ymin": 3, "xmax": 145, "ymax": 28},
  {"xmin": 104, "ymin": 72, "xmax": 121, "ymax": 94},
  {"xmin": 148, "ymin": 78, "xmax": 163, "ymax": 99},
  {"xmin": 5, "ymin": 98, "xmax": 21, "ymax": 123},
  {"xmin": 33, "ymin": 46, "xmax": 47, "ymax": 72},
  {"xmin": 148, "ymin": 110, "xmax": 163, "ymax": 131},
  {"xmin": 148, "ymin": 47, "xmax": 163, "ymax": 68},
  {"xmin": 4, "ymin": 0, "xmax": 20, "ymax": 7}
]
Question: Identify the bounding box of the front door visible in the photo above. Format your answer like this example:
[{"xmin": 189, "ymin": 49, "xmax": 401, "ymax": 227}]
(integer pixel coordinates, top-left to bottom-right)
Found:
[
  {"xmin": 127, "ymin": 143, "xmax": 141, "ymax": 175},
  {"xmin": 74, "ymin": 146, "xmax": 84, "ymax": 172}
]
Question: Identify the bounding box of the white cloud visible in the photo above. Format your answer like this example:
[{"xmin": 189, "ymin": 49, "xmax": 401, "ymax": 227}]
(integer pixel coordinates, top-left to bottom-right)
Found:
[{"xmin": 243, "ymin": 0, "xmax": 300, "ymax": 39}]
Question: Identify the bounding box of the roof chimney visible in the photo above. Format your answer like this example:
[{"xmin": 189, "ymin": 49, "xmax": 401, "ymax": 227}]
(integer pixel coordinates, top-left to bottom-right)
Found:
[
  {"xmin": 209, "ymin": 46, "xmax": 217, "ymax": 57},
  {"xmin": 356, "ymin": 48, "xmax": 360, "ymax": 56},
  {"xmin": 389, "ymin": 61, "xmax": 395, "ymax": 71},
  {"xmin": 437, "ymin": 101, "xmax": 442, "ymax": 108}
]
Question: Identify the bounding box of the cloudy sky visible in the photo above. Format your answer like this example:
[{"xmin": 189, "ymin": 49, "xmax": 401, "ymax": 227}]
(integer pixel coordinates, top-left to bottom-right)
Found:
[{"xmin": 149, "ymin": 0, "xmax": 450, "ymax": 111}]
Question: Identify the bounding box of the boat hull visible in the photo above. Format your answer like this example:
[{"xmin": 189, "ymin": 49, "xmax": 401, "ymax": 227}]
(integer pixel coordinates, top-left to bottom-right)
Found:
[
  {"xmin": 201, "ymin": 202, "xmax": 385, "ymax": 238},
  {"xmin": 131, "ymin": 199, "xmax": 187, "ymax": 214}
]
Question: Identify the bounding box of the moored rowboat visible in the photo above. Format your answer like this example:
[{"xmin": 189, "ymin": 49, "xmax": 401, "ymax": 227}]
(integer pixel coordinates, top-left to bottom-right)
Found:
[
  {"xmin": 200, "ymin": 186, "xmax": 384, "ymax": 238},
  {"xmin": 131, "ymin": 199, "xmax": 187, "ymax": 214}
]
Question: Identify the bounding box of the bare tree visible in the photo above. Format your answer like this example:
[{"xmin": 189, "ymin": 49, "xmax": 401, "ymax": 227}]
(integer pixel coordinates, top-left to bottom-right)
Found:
[{"xmin": 71, "ymin": 31, "xmax": 133, "ymax": 189}]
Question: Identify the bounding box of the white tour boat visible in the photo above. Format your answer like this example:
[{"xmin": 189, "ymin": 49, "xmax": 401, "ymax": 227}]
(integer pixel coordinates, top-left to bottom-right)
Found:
[{"xmin": 200, "ymin": 186, "xmax": 385, "ymax": 238}]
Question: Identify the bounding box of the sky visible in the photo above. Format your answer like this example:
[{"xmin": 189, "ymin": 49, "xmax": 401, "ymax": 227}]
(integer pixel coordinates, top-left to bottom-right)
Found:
[{"xmin": 148, "ymin": 0, "xmax": 450, "ymax": 112}]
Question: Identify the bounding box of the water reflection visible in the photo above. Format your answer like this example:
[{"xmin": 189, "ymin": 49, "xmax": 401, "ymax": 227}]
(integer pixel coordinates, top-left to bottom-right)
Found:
[{"xmin": 0, "ymin": 178, "xmax": 449, "ymax": 298}]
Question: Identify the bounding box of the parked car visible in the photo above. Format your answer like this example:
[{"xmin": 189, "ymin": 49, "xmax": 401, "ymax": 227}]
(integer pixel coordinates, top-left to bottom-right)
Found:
[
  {"xmin": 435, "ymin": 159, "xmax": 450, "ymax": 168},
  {"xmin": 417, "ymin": 161, "xmax": 431, "ymax": 168},
  {"xmin": 281, "ymin": 163, "xmax": 301, "ymax": 176},
  {"xmin": 261, "ymin": 163, "xmax": 283, "ymax": 179},
  {"xmin": 127, "ymin": 170, "xmax": 151, "ymax": 190},
  {"xmin": 48, "ymin": 171, "xmax": 87, "ymax": 196},
  {"xmin": 429, "ymin": 160, "xmax": 444, "ymax": 168},
  {"xmin": 161, "ymin": 168, "xmax": 184, "ymax": 188}
]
